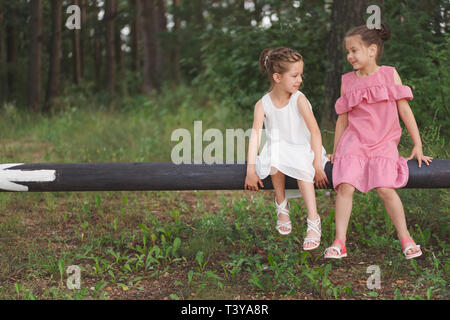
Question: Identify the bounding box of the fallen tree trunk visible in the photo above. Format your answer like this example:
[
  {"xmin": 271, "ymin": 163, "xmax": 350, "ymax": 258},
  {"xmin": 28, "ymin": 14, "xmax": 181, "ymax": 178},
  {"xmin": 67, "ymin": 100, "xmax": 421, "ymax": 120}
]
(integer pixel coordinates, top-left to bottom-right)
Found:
[{"xmin": 0, "ymin": 160, "xmax": 449, "ymax": 192}]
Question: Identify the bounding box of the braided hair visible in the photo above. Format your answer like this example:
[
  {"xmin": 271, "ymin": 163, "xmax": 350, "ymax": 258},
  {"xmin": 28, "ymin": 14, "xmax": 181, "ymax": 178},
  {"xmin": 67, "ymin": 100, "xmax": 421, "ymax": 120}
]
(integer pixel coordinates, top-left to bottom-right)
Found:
[{"xmin": 259, "ymin": 47, "xmax": 303, "ymax": 90}]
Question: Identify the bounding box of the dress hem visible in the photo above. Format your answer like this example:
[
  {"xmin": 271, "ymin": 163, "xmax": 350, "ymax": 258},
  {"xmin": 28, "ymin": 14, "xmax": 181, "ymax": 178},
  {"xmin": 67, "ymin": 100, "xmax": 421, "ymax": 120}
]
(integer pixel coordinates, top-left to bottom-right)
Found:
[
  {"xmin": 333, "ymin": 180, "xmax": 408, "ymax": 194},
  {"xmin": 332, "ymin": 156, "xmax": 409, "ymax": 193},
  {"xmin": 257, "ymin": 165, "xmax": 314, "ymax": 183}
]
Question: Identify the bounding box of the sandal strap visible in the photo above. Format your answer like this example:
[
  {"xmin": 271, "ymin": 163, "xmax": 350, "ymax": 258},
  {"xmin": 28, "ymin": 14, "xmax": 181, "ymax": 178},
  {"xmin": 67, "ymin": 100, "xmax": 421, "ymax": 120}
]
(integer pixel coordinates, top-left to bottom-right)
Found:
[
  {"xmin": 403, "ymin": 244, "xmax": 421, "ymax": 255},
  {"xmin": 277, "ymin": 221, "xmax": 292, "ymax": 234},
  {"xmin": 400, "ymin": 237, "xmax": 419, "ymax": 250},
  {"xmin": 304, "ymin": 238, "xmax": 320, "ymax": 246},
  {"xmin": 277, "ymin": 221, "xmax": 292, "ymax": 228},
  {"xmin": 324, "ymin": 239, "xmax": 346, "ymax": 256},
  {"xmin": 306, "ymin": 217, "xmax": 321, "ymax": 236},
  {"xmin": 333, "ymin": 239, "xmax": 345, "ymax": 249},
  {"xmin": 304, "ymin": 237, "xmax": 321, "ymax": 242},
  {"xmin": 275, "ymin": 198, "xmax": 291, "ymax": 234},
  {"xmin": 275, "ymin": 198, "xmax": 290, "ymax": 217},
  {"xmin": 324, "ymin": 246, "xmax": 342, "ymax": 256},
  {"xmin": 400, "ymin": 237, "xmax": 414, "ymax": 247},
  {"xmin": 277, "ymin": 209, "xmax": 290, "ymax": 217},
  {"xmin": 400, "ymin": 237, "xmax": 421, "ymax": 255}
]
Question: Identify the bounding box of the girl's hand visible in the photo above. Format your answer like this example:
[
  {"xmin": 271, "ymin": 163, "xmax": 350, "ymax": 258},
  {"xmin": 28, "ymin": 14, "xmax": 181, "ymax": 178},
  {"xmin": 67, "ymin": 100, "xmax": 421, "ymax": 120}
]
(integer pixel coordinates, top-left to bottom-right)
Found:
[
  {"xmin": 326, "ymin": 154, "xmax": 335, "ymax": 164},
  {"xmin": 407, "ymin": 145, "xmax": 433, "ymax": 168},
  {"xmin": 314, "ymin": 167, "xmax": 330, "ymax": 189},
  {"xmin": 245, "ymin": 171, "xmax": 264, "ymax": 191}
]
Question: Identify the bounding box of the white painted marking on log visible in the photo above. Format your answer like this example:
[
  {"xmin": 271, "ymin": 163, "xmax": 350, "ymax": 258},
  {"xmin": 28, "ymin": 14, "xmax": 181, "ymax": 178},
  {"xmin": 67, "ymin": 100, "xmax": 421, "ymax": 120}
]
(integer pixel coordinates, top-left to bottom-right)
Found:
[{"xmin": 0, "ymin": 163, "xmax": 56, "ymax": 191}]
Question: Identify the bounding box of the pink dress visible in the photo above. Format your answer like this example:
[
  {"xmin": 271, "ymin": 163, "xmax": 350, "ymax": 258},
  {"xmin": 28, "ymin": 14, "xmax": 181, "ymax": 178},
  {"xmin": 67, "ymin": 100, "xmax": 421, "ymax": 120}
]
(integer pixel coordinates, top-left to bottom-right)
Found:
[{"xmin": 332, "ymin": 65, "xmax": 412, "ymax": 193}]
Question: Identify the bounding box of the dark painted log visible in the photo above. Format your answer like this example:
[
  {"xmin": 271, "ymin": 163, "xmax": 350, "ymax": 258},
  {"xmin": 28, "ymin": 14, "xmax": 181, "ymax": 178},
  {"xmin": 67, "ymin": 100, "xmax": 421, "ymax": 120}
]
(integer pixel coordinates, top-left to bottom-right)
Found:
[{"xmin": 0, "ymin": 159, "xmax": 449, "ymax": 192}]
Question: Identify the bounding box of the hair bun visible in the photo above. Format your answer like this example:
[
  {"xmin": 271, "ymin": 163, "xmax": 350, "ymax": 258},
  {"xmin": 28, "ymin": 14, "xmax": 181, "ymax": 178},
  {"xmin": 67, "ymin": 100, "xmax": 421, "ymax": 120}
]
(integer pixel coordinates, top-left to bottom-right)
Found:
[
  {"xmin": 377, "ymin": 22, "xmax": 391, "ymax": 41},
  {"xmin": 259, "ymin": 48, "xmax": 273, "ymax": 73}
]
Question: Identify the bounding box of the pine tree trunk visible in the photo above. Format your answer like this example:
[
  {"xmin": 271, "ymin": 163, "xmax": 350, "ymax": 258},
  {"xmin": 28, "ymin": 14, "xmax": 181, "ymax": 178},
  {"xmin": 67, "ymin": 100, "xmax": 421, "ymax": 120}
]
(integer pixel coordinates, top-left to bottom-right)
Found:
[
  {"xmin": 46, "ymin": 0, "xmax": 63, "ymax": 111},
  {"xmin": 105, "ymin": 0, "xmax": 117, "ymax": 94},
  {"xmin": 130, "ymin": 0, "xmax": 142, "ymax": 71},
  {"xmin": 5, "ymin": 4, "xmax": 17, "ymax": 101},
  {"xmin": 141, "ymin": 0, "xmax": 157, "ymax": 93},
  {"xmin": 0, "ymin": 12, "xmax": 4, "ymax": 103},
  {"xmin": 80, "ymin": 0, "xmax": 87, "ymax": 78},
  {"xmin": 73, "ymin": 0, "xmax": 82, "ymax": 84},
  {"xmin": 154, "ymin": 0, "xmax": 167, "ymax": 84},
  {"xmin": 93, "ymin": 2, "xmax": 102, "ymax": 87},
  {"xmin": 28, "ymin": 0, "xmax": 43, "ymax": 112},
  {"xmin": 173, "ymin": 0, "xmax": 181, "ymax": 82},
  {"xmin": 115, "ymin": 0, "xmax": 123, "ymax": 80}
]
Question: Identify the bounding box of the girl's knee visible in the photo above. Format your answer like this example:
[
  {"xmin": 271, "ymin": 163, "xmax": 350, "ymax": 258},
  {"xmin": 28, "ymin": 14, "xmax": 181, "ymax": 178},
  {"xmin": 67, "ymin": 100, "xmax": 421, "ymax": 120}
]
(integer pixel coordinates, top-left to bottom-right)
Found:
[
  {"xmin": 270, "ymin": 168, "xmax": 284, "ymax": 178},
  {"xmin": 337, "ymin": 183, "xmax": 355, "ymax": 196},
  {"xmin": 376, "ymin": 187, "xmax": 396, "ymax": 200}
]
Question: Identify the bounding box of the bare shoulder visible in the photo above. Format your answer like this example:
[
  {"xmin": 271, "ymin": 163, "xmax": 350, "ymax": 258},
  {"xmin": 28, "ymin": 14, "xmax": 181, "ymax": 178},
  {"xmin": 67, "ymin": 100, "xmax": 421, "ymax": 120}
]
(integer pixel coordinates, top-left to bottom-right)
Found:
[
  {"xmin": 296, "ymin": 92, "xmax": 310, "ymax": 109},
  {"xmin": 254, "ymin": 99, "xmax": 265, "ymax": 117},
  {"xmin": 392, "ymin": 67, "xmax": 403, "ymax": 85},
  {"xmin": 297, "ymin": 93, "xmax": 311, "ymax": 113},
  {"xmin": 296, "ymin": 92, "xmax": 319, "ymax": 130}
]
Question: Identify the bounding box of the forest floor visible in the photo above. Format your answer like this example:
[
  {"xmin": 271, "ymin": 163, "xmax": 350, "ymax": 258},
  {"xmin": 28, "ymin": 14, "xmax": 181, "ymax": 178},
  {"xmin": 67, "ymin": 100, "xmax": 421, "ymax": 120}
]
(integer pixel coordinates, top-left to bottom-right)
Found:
[{"xmin": 0, "ymin": 189, "xmax": 447, "ymax": 301}]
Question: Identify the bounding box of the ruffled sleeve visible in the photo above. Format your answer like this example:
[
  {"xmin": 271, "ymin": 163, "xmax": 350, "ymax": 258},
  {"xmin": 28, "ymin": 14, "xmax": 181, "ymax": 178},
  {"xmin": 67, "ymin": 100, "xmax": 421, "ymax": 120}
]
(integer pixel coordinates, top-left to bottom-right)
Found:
[
  {"xmin": 334, "ymin": 83, "xmax": 413, "ymax": 115},
  {"xmin": 335, "ymin": 95, "xmax": 350, "ymax": 114},
  {"xmin": 389, "ymin": 84, "xmax": 413, "ymax": 101},
  {"xmin": 387, "ymin": 66, "xmax": 413, "ymax": 101},
  {"xmin": 335, "ymin": 85, "xmax": 390, "ymax": 114},
  {"xmin": 335, "ymin": 73, "xmax": 351, "ymax": 114}
]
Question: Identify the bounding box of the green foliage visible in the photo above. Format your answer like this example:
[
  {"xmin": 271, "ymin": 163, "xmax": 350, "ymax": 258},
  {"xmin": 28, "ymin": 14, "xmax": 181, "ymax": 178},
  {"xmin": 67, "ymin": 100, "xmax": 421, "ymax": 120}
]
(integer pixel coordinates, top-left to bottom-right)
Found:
[
  {"xmin": 382, "ymin": 1, "xmax": 449, "ymax": 132},
  {"xmin": 196, "ymin": 1, "xmax": 329, "ymax": 114},
  {"xmin": 406, "ymin": 40, "xmax": 449, "ymax": 133},
  {"xmin": 0, "ymin": 0, "xmax": 446, "ymax": 133}
]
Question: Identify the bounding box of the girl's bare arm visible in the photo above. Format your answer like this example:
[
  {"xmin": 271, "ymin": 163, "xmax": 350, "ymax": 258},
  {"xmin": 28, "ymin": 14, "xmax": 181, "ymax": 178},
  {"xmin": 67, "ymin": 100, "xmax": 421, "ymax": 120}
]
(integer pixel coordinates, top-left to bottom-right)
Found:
[
  {"xmin": 297, "ymin": 94, "xmax": 329, "ymax": 188},
  {"xmin": 332, "ymin": 86, "xmax": 348, "ymax": 161},
  {"xmin": 247, "ymin": 100, "xmax": 265, "ymax": 171},
  {"xmin": 393, "ymin": 69, "xmax": 433, "ymax": 167},
  {"xmin": 245, "ymin": 100, "xmax": 265, "ymax": 190}
]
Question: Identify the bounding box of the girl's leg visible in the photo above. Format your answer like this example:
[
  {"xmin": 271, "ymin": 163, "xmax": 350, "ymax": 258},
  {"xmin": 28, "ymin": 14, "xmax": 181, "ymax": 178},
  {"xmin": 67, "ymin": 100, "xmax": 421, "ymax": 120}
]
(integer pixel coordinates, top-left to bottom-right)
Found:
[
  {"xmin": 297, "ymin": 180, "xmax": 320, "ymax": 249},
  {"xmin": 376, "ymin": 187, "xmax": 420, "ymax": 255},
  {"xmin": 335, "ymin": 183, "xmax": 355, "ymax": 241},
  {"xmin": 326, "ymin": 183, "xmax": 355, "ymax": 257},
  {"xmin": 270, "ymin": 169, "xmax": 290, "ymax": 233}
]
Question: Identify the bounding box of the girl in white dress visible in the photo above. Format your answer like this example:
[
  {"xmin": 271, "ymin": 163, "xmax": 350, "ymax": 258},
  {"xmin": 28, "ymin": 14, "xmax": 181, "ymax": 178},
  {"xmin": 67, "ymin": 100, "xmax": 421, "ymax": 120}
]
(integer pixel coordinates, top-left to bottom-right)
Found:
[{"xmin": 245, "ymin": 47, "xmax": 330, "ymax": 251}]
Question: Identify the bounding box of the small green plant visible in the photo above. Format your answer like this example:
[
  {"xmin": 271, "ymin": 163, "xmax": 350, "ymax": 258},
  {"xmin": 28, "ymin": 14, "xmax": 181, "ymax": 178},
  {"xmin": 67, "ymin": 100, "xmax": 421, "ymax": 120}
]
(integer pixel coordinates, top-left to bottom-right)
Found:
[
  {"xmin": 195, "ymin": 251, "xmax": 208, "ymax": 273},
  {"xmin": 301, "ymin": 263, "xmax": 344, "ymax": 299},
  {"xmin": 221, "ymin": 258, "xmax": 244, "ymax": 282},
  {"xmin": 14, "ymin": 283, "xmax": 37, "ymax": 300},
  {"xmin": 248, "ymin": 263, "xmax": 272, "ymax": 292}
]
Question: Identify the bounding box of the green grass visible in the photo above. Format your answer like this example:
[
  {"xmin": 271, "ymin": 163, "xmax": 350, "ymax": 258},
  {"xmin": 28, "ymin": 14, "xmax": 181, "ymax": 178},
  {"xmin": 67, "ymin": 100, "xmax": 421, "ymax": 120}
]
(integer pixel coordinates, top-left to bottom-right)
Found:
[
  {"xmin": 0, "ymin": 85, "xmax": 255, "ymax": 164},
  {"xmin": 0, "ymin": 86, "xmax": 448, "ymax": 300},
  {"xmin": 1, "ymin": 189, "xmax": 447, "ymax": 300}
]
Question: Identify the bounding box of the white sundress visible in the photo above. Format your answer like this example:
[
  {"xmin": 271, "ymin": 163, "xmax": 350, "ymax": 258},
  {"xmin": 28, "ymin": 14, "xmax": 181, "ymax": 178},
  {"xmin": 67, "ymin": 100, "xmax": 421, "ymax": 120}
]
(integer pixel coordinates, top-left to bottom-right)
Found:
[{"xmin": 255, "ymin": 90, "xmax": 329, "ymax": 198}]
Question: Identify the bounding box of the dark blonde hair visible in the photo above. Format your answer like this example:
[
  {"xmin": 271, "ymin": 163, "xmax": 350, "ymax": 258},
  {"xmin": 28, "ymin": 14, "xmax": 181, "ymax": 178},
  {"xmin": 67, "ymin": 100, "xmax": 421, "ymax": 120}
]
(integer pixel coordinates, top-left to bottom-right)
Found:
[
  {"xmin": 259, "ymin": 47, "xmax": 303, "ymax": 90},
  {"xmin": 344, "ymin": 22, "xmax": 391, "ymax": 61}
]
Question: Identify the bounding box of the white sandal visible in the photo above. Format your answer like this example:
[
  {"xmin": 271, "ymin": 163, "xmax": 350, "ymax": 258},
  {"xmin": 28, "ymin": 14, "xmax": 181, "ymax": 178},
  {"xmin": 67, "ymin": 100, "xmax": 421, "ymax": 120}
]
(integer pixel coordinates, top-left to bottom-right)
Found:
[
  {"xmin": 324, "ymin": 239, "xmax": 347, "ymax": 259},
  {"xmin": 401, "ymin": 237, "xmax": 422, "ymax": 260},
  {"xmin": 303, "ymin": 216, "xmax": 321, "ymax": 251},
  {"xmin": 275, "ymin": 198, "xmax": 291, "ymax": 235}
]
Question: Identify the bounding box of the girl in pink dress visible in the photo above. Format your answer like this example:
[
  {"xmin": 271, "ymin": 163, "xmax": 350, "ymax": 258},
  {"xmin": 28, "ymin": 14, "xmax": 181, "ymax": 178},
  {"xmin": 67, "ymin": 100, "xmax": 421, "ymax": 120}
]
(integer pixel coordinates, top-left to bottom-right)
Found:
[{"xmin": 325, "ymin": 22, "xmax": 433, "ymax": 259}]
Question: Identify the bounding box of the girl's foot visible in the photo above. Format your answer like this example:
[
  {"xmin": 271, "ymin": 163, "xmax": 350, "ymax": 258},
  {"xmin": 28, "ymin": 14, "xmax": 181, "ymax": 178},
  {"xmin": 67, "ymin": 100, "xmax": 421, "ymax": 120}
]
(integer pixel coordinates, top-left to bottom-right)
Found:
[
  {"xmin": 400, "ymin": 237, "xmax": 422, "ymax": 259},
  {"xmin": 275, "ymin": 198, "xmax": 291, "ymax": 235},
  {"xmin": 303, "ymin": 215, "xmax": 321, "ymax": 250},
  {"xmin": 324, "ymin": 239, "xmax": 347, "ymax": 259}
]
